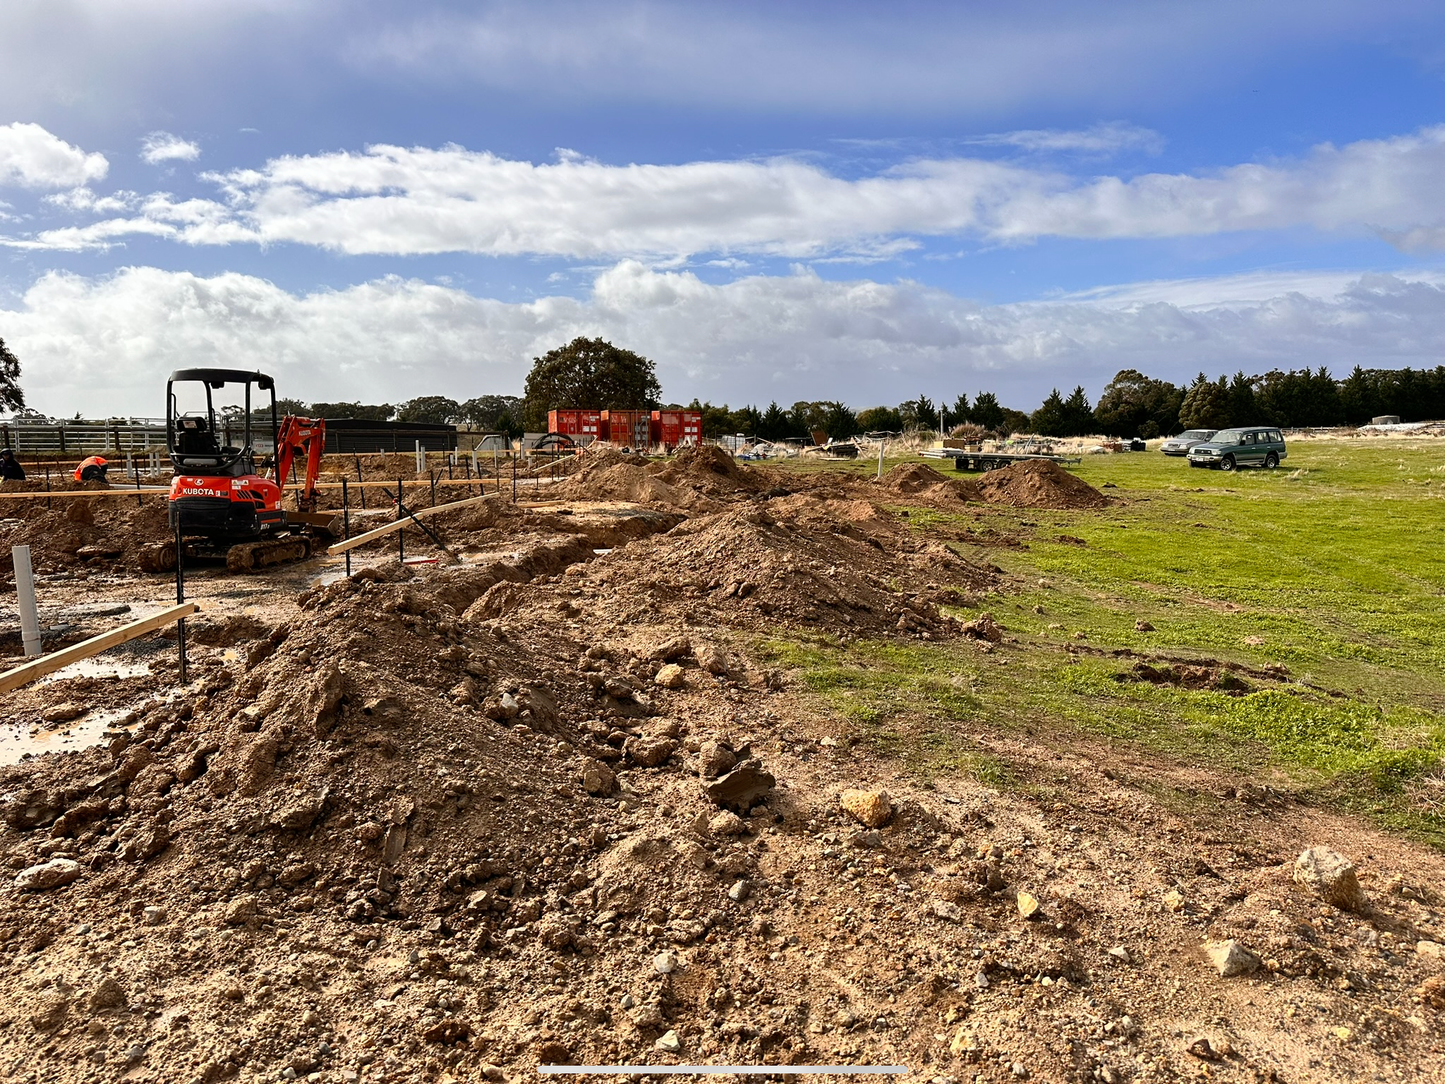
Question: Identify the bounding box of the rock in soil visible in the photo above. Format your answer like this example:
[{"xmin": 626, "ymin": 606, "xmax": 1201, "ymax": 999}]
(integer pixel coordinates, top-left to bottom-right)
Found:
[
  {"xmin": 1202, "ymin": 939, "xmax": 1261, "ymax": 977},
  {"xmin": 1293, "ymin": 846, "xmax": 1367, "ymax": 911},
  {"xmin": 841, "ymin": 788, "xmax": 893, "ymax": 827},
  {"xmin": 654, "ymin": 663, "xmax": 686, "ymax": 689},
  {"xmin": 87, "ymin": 977, "xmax": 127, "ymax": 1012},
  {"xmin": 703, "ymin": 761, "xmax": 774, "ymax": 811},
  {"xmin": 14, "ymin": 858, "xmax": 82, "ymax": 891}
]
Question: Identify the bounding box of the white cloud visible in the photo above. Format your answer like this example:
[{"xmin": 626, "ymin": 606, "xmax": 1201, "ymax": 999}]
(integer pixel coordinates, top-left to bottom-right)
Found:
[
  {"xmin": 14, "ymin": 125, "xmax": 1445, "ymax": 257},
  {"xmin": 968, "ymin": 122, "xmax": 1164, "ymax": 156},
  {"xmin": 0, "ymin": 122, "xmax": 108, "ymax": 189},
  {"xmin": 8, "ymin": 263, "xmax": 1445, "ymax": 419},
  {"xmin": 1064, "ymin": 268, "xmax": 1445, "ymax": 308},
  {"xmin": 140, "ymin": 131, "xmax": 200, "ymax": 164},
  {"xmin": 43, "ymin": 186, "xmax": 139, "ymax": 214}
]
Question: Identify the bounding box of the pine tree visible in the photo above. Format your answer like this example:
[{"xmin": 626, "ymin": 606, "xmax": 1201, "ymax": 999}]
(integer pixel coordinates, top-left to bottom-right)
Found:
[
  {"xmin": 1061, "ymin": 385, "xmax": 1095, "ymax": 436},
  {"xmin": 1030, "ymin": 388, "xmax": 1068, "ymax": 436}
]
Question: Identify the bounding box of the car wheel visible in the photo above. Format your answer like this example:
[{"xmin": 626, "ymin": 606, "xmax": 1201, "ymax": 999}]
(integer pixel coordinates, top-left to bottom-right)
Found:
[
  {"xmin": 1220, "ymin": 454, "xmax": 1236, "ymax": 472},
  {"xmin": 1264, "ymin": 452, "xmax": 1279, "ymax": 469}
]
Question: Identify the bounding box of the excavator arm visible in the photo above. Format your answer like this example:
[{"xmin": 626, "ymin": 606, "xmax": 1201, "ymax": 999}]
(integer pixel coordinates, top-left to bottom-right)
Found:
[{"xmin": 273, "ymin": 415, "xmax": 327, "ymax": 513}]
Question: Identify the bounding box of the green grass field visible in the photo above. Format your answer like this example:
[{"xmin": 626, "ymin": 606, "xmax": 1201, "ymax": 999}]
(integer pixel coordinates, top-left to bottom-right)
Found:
[{"xmin": 766, "ymin": 440, "xmax": 1445, "ymax": 843}]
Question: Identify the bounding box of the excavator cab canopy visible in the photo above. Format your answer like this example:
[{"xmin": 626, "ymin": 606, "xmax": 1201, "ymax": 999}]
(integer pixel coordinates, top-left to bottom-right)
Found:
[{"xmin": 166, "ymin": 368, "xmax": 278, "ymax": 476}]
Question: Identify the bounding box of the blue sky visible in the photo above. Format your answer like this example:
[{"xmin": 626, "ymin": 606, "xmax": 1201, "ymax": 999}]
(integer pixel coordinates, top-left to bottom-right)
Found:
[{"xmin": 4, "ymin": 0, "xmax": 1445, "ymax": 417}]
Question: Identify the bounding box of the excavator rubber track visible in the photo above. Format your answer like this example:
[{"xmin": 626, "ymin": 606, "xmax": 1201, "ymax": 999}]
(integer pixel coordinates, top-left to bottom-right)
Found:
[
  {"xmin": 225, "ymin": 536, "xmax": 312, "ymax": 573},
  {"xmin": 137, "ymin": 542, "xmax": 178, "ymax": 574}
]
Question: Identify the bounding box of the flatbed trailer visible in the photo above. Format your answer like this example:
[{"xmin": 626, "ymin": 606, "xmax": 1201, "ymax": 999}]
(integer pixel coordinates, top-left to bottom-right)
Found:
[{"xmin": 920, "ymin": 448, "xmax": 1083, "ymax": 472}]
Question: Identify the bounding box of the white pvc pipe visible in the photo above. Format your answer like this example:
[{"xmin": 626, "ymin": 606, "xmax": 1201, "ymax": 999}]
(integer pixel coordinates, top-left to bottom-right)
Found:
[{"xmin": 13, "ymin": 545, "xmax": 42, "ymax": 657}]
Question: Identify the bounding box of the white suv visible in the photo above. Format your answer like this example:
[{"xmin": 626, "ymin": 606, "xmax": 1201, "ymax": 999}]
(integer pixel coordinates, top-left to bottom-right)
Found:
[{"xmin": 1160, "ymin": 429, "xmax": 1216, "ymax": 456}]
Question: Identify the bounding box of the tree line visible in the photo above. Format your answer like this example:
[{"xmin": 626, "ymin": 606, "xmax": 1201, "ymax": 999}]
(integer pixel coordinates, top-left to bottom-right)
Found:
[
  {"xmin": 273, "ymin": 362, "xmax": 1445, "ymax": 440},
  {"xmin": 6, "ymin": 331, "xmax": 1445, "ymax": 438},
  {"xmin": 689, "ymin": 365, "xmax": 1445, "ymax": 441}
]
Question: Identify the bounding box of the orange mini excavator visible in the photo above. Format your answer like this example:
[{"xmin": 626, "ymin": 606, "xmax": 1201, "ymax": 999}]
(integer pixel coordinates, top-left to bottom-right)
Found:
[{"xmin": 139, "ymin": 368, "xmax": 333, "ymax": 573}]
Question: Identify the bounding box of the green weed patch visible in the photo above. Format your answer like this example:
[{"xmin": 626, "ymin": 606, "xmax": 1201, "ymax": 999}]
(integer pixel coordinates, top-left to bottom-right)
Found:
[{"xmin": 768, "ymin": 440, "xmax": 1445, "ymax": 844}]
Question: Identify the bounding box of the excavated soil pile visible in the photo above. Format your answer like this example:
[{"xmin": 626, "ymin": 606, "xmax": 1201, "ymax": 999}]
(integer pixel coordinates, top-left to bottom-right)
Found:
[
  {"xmin": 877, "ymin": 463, "xmax": 982, "ymax": 504},
  {"xmin": 0, "ymin": 533, "xmax": 876, "ymax": 1079},
  {"xmin": 415, "ymin": 494, "xmax": 528, "ymax": 540},
  {"xmin": 566, "ymin": 498, "xmax": 994, "ymax": 638},
  {"xmin": 1, "ymin": 477, "xmax": 114, "ymax": 494},
  {"xmin": 974, "ymin": 459, "xmax": 1109, "ymax": 509},
  {"xmin": 654, "ymin": 445, "xmax": 761, "ymax": 501},
  {"xmin": 548, "ymin": 446, "xmax": 638, "ymax": 479},
  {"xmin": 3, "ymin": 466, "xmax": 1445, "ymax": 1084},
  {"xmin": 554, "ymin": 459, "xmax": 693, "ymax": 509},
  {"xmin": 0, "ymin": 498, "xmax": 172, "ymax": 576}
]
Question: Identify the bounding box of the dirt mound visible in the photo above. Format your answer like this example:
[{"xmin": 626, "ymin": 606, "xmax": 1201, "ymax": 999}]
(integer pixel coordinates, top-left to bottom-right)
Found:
[
  {"xmin": 877, "ymin": 462, "xmax": 982, "ymax": 503},
  {"xmin": 655, "ymin": 445, "xmax": 759, "ymax": 497},
  {"xmin": 879, "ymin": 462, "xmax": 950, "ymax": 494},
  {"xmin": 572, "ymin": 499, "xmax": 994, "ymax": 638},
  {"xmin": 6, "ymin": 458, "xmax": 1444, "ymax": 1084},
  {"xmin": 414, "ymin": 494, "xmax": 526, "ymax": 537},
  {"xmin": 543, "ymin": 444, "xmax": 639, "ymax": 479},
  {"xmin": 1115, "ymin": 660, "xmax": 1253, "ymax": 695},
  {"xmin": 0, "ymin": 497, "xmax": 172, "ymax": 575},
  {"xmin": 974, "ymin": 458, "xmax": 1108, "ymax": 509},
  {"xmin": 554, "ymin": 458, "xmax": 700, "ymax": 508},
  {"xmin": 0, "ymin": 536, "xmax": 796, "ymax": 1077}
]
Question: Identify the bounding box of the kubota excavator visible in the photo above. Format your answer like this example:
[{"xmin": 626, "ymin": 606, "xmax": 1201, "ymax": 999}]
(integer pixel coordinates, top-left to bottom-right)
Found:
[{"xmin": 138, "ymin": 368, "xmax": 334, "ymax": 573}]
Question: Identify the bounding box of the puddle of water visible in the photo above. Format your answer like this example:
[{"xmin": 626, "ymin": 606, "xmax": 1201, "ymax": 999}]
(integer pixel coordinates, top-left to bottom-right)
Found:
[
  {"xmin": 38, "ymin": 657, "xmax": 151, "ymax": 683},
  {"xmin": 309, "ymin": 568, "xmax": 348, "ymax": 587},
  {"xmin": 0, "ymin": 706, "xmax": 139, "ymax": 768}
]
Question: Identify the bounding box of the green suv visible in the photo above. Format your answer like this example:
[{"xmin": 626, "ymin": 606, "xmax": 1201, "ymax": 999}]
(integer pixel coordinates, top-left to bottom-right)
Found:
[{"xmin": 1186, "ymin": 427, "xmax": 1287, "ymax": 471}]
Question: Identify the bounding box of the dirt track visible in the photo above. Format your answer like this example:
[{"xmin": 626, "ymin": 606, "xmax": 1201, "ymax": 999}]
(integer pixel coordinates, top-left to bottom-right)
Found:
[{"xmin": 0, "ymin": 448, "xmax": 1442, "ymax": 1083}]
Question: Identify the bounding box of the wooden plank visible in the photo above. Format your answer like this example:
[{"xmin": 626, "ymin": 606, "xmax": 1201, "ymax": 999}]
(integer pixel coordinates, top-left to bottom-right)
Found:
[
  {"xmin": 0, "ymin": 479, "xmax": 521, "ymax": 501},
  {"xmin": 326, "ymin": 493, "xmax": 498, "ymax": 555},
  {"xmin": 326, "ymin": 494, "xmax": 573, "ymax": 555},
  {"xmin": 0, "ymin": 489, "xmax": 169, "ymax": 500},
  {"xmin": 0, "ymin": 479, "xmax": 475, "ymax": 499},
  {"xmin": 0, "ymin": 602, "xmax": 199, "ymax": 695}
]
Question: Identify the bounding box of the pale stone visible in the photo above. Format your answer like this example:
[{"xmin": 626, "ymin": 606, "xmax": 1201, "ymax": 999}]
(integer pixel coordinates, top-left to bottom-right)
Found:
[
  {"xmin": 1202, "ymin": 939, "xmax": 1260, "ymax": 977},
  {"xmin": 1293, "ymin": 847, "xmax": 1366, "ymax": 912},
  {"xmin": 840, "ymin": 789, "xmax": 892, "ymax": 828}
]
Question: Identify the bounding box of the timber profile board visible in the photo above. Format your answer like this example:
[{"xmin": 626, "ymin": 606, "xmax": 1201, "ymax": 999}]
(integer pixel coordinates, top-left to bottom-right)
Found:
[{"xmin": 0, "ymin": 602, "xmax": 199, "ymax": 695}]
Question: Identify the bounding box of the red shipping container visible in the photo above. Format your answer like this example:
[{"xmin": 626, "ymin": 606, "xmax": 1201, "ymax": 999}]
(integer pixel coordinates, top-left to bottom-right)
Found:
[
  {"xmin": 680, "ymin": 410, "xmax": 701, "ymax": 444},
  {"xmin": 548, "ymin": 409, "xmax": 602, "ymax": 438},
  {"xmin": 650, "ymin": 409, "xmax": 703, "ymax": 447},
  {"xmin": 600, "ymin": 409, "xmax": 648, "ymax": 446}
]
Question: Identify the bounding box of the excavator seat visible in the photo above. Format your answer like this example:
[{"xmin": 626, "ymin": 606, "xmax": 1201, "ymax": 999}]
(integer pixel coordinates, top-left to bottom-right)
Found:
[
  {"xmin": 172, "ymin": 416, "xmax": 251, "ymax": 473},
  {"xmin": 176, "ymin": 415, "xmax": 219, "ymax": 455}
]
